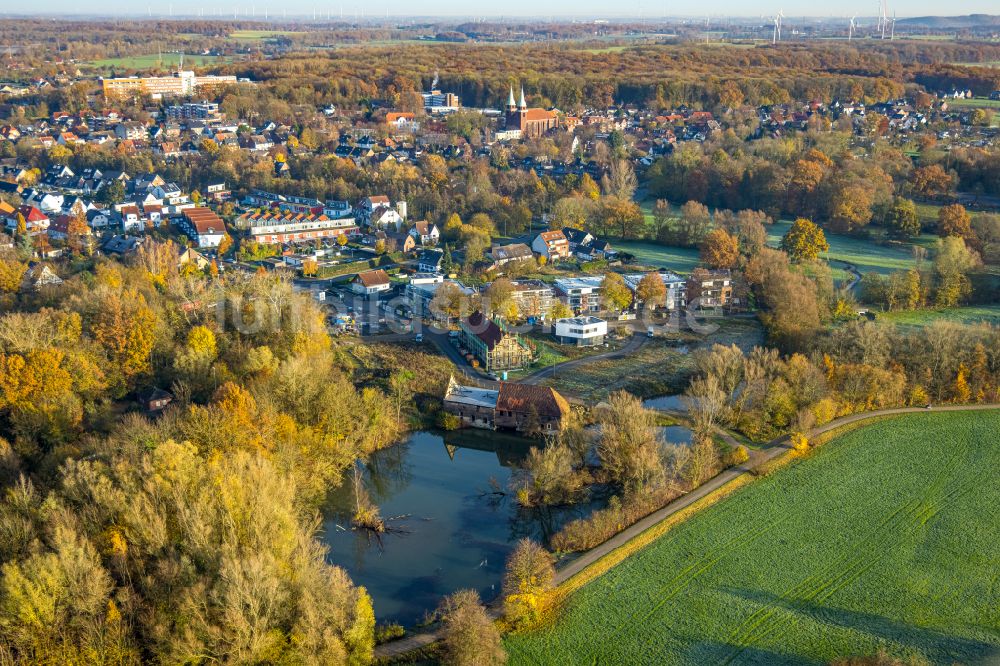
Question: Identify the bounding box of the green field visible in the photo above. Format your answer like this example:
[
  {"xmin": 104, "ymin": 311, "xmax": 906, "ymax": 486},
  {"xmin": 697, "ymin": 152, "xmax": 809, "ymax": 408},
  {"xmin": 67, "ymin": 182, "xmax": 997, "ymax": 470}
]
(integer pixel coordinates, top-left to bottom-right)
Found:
[
  {"xmin": 615, "ymin": 240, "xmax": 702, "ymax": 273},
  {"xmin": 767, "ymin": 221, "xmax": 920, "ymax": 276},
  {"xmin": 506, "ymin": 411, "xmax": 1000, "ymax": 665},
  {"xmin": 878, "ymin": 304, "xmax": 1000, "ymax": 328},
  {"xmin": 945, "ymin": 97, "xmax": 1000, "ymax": 109},
  {"xmin": 87, "ymin": 53, "xmax": 233, "ymax": 69}
]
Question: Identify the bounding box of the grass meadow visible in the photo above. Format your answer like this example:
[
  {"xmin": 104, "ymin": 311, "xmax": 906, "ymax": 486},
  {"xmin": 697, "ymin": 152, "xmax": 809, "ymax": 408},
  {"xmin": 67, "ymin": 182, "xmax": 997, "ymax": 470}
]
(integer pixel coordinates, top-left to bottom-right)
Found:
[
  {"xmin": 505, "ymin": 411, "xmax": 1000, "ymax": 665},
  {"xmin": 766, "ymin": 221, "xmax": 921, "ymax": 276},
  {"xmin": 878, "ymin": 304, "xmax": 1000, "ymax": 328}
]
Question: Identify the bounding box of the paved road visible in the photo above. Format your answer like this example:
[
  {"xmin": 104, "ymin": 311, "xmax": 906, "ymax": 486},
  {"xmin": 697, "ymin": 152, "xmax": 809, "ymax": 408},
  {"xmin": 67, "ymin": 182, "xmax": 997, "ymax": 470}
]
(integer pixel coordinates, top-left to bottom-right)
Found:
[
  {"xmin": 373, "ymin": 403, "xmax": 1000, "ymax": 660},
  {"xmin": 519, "ymin": 333, "xmax": 647, "ymax": 386}
]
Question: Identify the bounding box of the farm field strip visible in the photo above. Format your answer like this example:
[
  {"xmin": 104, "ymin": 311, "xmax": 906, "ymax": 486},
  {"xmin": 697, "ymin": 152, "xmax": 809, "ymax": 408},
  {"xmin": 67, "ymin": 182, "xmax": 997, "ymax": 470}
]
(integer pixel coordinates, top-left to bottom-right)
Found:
[{"xmin": 504, "ymin": 412, "xmax": 1000, "ymax": 665}]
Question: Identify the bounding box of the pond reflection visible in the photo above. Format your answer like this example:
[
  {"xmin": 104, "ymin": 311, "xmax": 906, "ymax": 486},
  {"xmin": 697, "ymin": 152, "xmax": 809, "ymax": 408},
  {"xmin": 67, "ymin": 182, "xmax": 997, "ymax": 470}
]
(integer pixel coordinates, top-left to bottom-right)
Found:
[{"xmin": 321, "ymin": 430, "xmax": 605, "ymax": 626}]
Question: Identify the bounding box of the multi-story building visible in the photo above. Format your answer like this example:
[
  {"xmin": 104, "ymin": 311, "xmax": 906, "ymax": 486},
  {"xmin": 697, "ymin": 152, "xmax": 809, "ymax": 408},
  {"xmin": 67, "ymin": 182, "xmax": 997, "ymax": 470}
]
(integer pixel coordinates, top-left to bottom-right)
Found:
[
  {"xmin": 422, "ymin": 88, "xmax": 461, "ymax": 114},
  {"xmin": 686, "ymin": 268, "xmax": 735, "ymax": 309},
  {"xmin": 459, "ymin": 311, "xmax": 533, "ymax": 372},
  {"xmin": 509, "ymin": 280, "xmax": 555, "ymax": 320},
  {"xmin": 623, "ymin": 271, "xmax": 688, "ymax": 310},
  {"xmin": 531, "ymin": 230, "xmax": 571, "ymax": 261},
  {"xmin": 102, "ymin": 71, "xmax": 237, "ymax": 100},
  {"xmin": 164, "ymin": 101, "xmax": 221, "ymax": 121},
  {"xmin": 554, "ymin": 276, "xmax": 604, "ymax": 314},
  {"xmin": 553, "ymin": 316, "xmax": 607, "ymax": 347},
  {"xmin": 236, "ymin": 211, "xmax": 357, "ymax": 244}
]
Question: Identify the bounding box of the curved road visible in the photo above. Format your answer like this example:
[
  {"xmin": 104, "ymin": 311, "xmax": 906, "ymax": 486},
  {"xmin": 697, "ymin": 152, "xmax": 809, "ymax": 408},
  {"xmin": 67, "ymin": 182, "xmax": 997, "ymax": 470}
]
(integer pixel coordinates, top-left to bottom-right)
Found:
[{"xmin": 373, "ymin": 403, "xmax": 1000, "ymax": 660}]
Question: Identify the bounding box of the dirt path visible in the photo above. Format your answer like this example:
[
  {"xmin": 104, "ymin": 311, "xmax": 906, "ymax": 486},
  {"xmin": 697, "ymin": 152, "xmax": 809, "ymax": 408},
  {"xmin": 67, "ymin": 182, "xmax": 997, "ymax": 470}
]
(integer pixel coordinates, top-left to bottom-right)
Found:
[{"xmin": 373, "ymin": 404, "xmax": 1000, "ymax": 661}]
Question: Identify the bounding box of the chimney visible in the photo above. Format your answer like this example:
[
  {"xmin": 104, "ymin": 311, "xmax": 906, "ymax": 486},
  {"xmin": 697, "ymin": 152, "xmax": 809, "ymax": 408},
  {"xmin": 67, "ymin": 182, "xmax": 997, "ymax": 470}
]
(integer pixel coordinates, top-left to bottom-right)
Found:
[{"xmin": 396, "ymin": 201, "xmax": 407, "ymax": 221}]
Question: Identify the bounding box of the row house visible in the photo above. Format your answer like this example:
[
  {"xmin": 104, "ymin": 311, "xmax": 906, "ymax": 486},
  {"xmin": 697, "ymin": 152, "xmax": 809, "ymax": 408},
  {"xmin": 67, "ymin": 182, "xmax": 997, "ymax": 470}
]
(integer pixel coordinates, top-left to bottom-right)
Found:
[
  {"xmin": 237, "ymin": 210, "xmax": 358, "ymax": 244},
  {"xmin": 179, "ymin": 208, "xmax": 227, "ymax": 249}
]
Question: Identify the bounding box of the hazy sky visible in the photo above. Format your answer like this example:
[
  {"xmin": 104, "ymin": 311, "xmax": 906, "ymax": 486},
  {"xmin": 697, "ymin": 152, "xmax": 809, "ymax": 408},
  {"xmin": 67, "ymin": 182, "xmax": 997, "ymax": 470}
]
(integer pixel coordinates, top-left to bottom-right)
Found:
[{"xmin": 4, "ymin": 0, "xmax": 998, "ymax": 18}]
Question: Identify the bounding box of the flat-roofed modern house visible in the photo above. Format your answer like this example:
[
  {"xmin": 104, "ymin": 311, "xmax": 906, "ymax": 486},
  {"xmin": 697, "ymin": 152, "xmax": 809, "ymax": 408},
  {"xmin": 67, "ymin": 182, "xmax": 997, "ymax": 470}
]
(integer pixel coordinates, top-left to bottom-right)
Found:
[
  {"xmin": 622, "ymin": 271, "xmax": 687, "ymax": 310},
  {"xmin": 553, "ymin": 316, "xmax": 608, "ymax": 346},
  {"xmin": 554, "ymin": 276, "xmax": 604, "ymax": 314}
]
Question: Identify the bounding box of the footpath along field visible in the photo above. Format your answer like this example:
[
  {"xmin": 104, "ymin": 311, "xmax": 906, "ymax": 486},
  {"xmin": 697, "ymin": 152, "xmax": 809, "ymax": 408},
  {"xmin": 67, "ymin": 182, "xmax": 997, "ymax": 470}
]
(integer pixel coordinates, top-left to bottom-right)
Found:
[{"xmin": 505, "ymin": 411, "xmax": 1000, "ymax": 665}]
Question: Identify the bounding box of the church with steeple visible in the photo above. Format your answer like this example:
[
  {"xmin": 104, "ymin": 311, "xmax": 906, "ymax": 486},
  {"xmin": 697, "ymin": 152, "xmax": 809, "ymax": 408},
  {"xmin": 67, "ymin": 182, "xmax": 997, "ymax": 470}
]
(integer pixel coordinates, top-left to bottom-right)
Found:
[{"xmin": 504, "ymin": 85, "xmax": 559, "ymax": 138}]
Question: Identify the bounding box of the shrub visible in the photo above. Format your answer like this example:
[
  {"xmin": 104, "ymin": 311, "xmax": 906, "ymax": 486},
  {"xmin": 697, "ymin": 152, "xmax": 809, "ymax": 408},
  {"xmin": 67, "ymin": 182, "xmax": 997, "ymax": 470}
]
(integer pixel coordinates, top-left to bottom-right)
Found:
[
  {"xmin": 724, "ymin": 444, "xmax": 750, "ymax": 467},
  {"xmin": 551, "ymin": 486, "xmax": 682, "ymax": 553},
  {"xmin": 790, "ymin": 431, "xmax": 810, "ymax": 452},
  {"xmin": 438, "ymin": 590, "xmax": 506, "ymax": 666},
  {"xmin": 374, "ymin": 622, "xmax": 406, "ymax": 644},
  {"xmin": 437, "ymin": 411, "xmax": 461, "ymax": 430},
  {"xmin": 502, "ymin": 539, "xmax": 555, "ymax": 629}
]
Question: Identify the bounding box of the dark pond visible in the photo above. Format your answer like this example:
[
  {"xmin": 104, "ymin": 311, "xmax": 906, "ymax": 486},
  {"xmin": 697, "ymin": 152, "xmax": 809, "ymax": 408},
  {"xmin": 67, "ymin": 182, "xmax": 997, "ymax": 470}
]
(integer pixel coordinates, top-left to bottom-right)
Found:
[{"xmin": 320, "ymin": 430, "xmax": 608, "ymax": 626}]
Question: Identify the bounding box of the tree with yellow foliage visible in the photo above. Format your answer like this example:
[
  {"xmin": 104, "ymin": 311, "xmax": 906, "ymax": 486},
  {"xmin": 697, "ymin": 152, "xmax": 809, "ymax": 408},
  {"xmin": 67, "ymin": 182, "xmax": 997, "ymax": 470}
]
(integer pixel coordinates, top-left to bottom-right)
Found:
[
  {"xmin": 502, "ymin": 538, "xmax": 555, "ymax": 629},
  {"xmin": 90, "ymin": 291, "xmax": 157, "ymax": 392}
]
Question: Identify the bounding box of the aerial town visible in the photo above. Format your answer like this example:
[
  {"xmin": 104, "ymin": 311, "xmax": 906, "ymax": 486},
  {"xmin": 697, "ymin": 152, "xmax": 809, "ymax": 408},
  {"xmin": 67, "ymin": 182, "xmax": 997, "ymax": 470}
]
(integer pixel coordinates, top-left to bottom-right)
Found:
[{"xmin": 0, "ymin": 11, "xmax": 998, "ymax": 666}]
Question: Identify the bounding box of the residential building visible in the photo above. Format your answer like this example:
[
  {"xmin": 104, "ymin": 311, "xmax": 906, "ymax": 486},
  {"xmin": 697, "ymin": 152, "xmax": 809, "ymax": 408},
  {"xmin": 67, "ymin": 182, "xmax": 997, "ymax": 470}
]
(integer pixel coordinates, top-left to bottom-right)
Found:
[
  {"xmin": 409, "ymin": 221, "xmax": 440, "ymax": 245},
  {"xmin": 237, "ymin": 210, "xmax": 357, "ymax": 244},
  {"xmin": 554, "ymin": 276, "xmax": 604, "ymax": 313},
  {"xmin": 352, "ymin": 269, "xmax": 392, "ymax": 297},
  {"xmin": 5, "ymin": 205, "xmax": 49, "ymax": 234},
  {"xmin": 369, "ymin": 205, "xmax": 405, "ymax": 230},
  {"xmin": 623, "ymin": 271, "xmax": 687, "ymax": 310},
  {"xmin": 458, "ymin": 311, "xmax": 533, "ymax": 371},
  {"xmin": 20, "ymin": 264, "xmax": 63, "ymax": 291},
  {"xmin": 417, "ymin": 249, "xmax": 445, "ymax": 273},
  {"xmin": 509, "ymin": 280, "xmax": 555, "ymax": 320},
  {"xmin": 204, "ymin": 182, "xmax": 230, "ymax": 202},
  {"xmin": 179, "ymin": 208, "xmax": 226, "ymax": 248},
  {"xmin": 164, "ymin": 101, "xmax": 221, "ymax": 121},
  {"xmin": 487, "ymin": 242, "xmax": 534, "ymax": 269},
  {"xmin": 531, "ymin": 230, "xmax": 571, "ymax": 261},
  {"xmin": 553, "ymin": 316, "xmax": 608, "ymax": 346},
  {"xmin": 686, "ymin": 268, "xmax": 734, "ymax": 309}
]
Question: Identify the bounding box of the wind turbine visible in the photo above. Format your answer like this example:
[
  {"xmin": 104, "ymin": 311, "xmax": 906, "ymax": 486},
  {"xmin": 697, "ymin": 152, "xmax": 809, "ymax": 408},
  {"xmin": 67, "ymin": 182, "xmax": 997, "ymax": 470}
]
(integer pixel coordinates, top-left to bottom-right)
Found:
[
  {"xmin": 772, "ymin": 9, "xmax": 783, "ymax": 44},
  {"xmin": 849, "ymin": 14, "xmax": 856, "ymax": 40}
]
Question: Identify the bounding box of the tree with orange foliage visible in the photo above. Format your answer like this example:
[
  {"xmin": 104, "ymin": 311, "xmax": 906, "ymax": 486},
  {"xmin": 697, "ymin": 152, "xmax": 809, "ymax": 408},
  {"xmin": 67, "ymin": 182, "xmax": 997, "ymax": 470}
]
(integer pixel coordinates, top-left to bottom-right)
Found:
[
  {"xmin": 937, "ymin": 204, "xmax": 972, "ymax": 239},
  {"xmin": 910, "ymin": 164, "xmax": 953, "ymax": 199},
  {"xmin": 700, "ymin": 228, "xmax": 740, "ymax": 269}
]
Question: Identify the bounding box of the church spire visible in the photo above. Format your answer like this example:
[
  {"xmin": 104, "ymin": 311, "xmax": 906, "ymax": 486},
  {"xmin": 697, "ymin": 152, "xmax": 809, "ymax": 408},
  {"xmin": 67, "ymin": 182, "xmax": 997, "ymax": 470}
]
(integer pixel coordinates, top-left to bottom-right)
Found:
[
  {"xmin": 507, "ymin": 85, "xmax": 516, "ymax": 110},
  {"xmin": 519, "ymin": 86, "xmax": 527, "ymax": 110}
]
